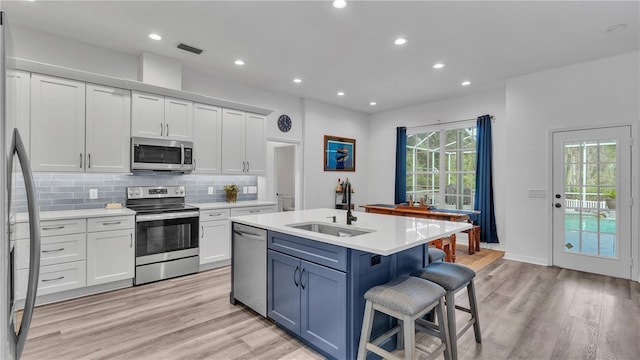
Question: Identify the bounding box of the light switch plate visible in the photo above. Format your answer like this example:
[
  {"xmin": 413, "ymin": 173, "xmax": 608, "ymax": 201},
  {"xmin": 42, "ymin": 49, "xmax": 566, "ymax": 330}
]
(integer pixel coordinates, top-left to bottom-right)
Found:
[
  {"xmin": 89, "ymin": 189, "xmax": 98, "ymax": 199},
  {"xmin": 207, "ymin": 187, "xmax": 214, "ymax": 195},
  {"xmin": 249, "ymin": 186, "xmax": 258, "ymax": 194},
  {"xmin": 243, "ymin": 186, "xmax": 248, "ymax": 194}
]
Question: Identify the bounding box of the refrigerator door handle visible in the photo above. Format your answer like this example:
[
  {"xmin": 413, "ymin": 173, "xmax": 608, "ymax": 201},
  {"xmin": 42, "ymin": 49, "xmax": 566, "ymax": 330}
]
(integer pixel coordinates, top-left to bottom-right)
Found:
[{"xmin": 8, "ymin": 129, "xmax": 41, "ymax": 359}]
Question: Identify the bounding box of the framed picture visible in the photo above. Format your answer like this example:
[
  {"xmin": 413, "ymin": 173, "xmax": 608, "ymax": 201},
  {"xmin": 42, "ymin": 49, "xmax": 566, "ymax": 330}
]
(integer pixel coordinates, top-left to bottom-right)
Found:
[{"xmin": 324, "ymin": 135, "xmax": 356, "ymax": 171}]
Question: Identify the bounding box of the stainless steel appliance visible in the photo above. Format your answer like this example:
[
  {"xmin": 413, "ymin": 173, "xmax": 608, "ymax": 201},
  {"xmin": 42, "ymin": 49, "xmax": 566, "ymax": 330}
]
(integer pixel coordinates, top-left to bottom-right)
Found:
[
  {"xmin": 126, "ymin": 186, "xmax": 199, "ymax": 285},
  {"xmin": 131, "ymin": 137, "xmax": 194, "ymax": 173},
  {"xmin": 1, "ymin": 11, "xmax": 42, "ymax": 360},
  {"xmin": 231, "ymin": 223, "xmax": 267, "ymax": 317}
]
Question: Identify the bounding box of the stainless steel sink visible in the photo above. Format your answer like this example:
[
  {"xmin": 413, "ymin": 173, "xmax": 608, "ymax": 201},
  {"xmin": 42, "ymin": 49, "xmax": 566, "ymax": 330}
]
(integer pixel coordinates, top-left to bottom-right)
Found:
[{"xmin": 286, "ymin": 222, "xmax": 374, "ymax": 237}]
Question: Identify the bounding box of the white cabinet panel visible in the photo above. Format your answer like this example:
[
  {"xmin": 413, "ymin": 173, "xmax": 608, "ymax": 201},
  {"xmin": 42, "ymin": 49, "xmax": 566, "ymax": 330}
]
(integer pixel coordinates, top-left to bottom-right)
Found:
[
  {"xmin": 131, "ymin": 91, "xmax": 164, "ymax": 138},
  {"xmin": 193, "ymin": 103, "xmax": 222, "ymax": 174},
  {"xmin": 87, "ymin": 229, "xmax": 134, "ymax": 286},
  {"xmin": 30, "ymin": 74, "xmax": 86, "ymax": 171},
  {"xmin": 245, "ymin": 113, "xmax": 266, "ymax": 175},
  {"xmin": 164, "ymin": 97, "xmax": 193, "ymax": 141},
  {"xmin": 132, "ymin": 91, "xmax": 193, "ymax": 141},
  {"xmin": 230, "ymin": 205, "xmax": 277, "ymax": 217},
  {"xmin": 6, "ymin": 70, "xmax": 30, "ymax": 156},
  {"xmin": 16, "ymin": 261, "xmax": 87, "ymax": 299},
  {"xmin": 221, "ymin": 109, "xmax": 246, "ymax": 174},
  {"xmin": 199, "ymin": 220, "xmax": 230, "ymax": 265},
  {"xmin": 85, "ymin": 84, "xmax": 131, "ymax": 173}
]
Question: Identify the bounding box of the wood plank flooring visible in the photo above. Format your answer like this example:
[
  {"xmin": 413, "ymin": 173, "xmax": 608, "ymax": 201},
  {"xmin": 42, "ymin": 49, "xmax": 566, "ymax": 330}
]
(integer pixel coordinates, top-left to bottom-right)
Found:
[{"xmin": 21, "ymin": 256, "xmax": 640, "ymax": 360}]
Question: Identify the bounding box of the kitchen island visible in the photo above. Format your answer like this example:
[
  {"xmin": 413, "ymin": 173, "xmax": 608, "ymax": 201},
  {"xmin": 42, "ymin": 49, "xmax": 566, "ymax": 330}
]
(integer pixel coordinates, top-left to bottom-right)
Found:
[{"xmin": 229, "ymin": 208, "xmax": 471, "ymax": 359}]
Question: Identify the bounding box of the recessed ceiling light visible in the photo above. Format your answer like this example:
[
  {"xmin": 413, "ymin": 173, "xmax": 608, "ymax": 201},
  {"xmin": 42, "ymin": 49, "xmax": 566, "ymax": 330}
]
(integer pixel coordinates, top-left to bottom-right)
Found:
[
  {"xmin": 461, "ymin": 81, "xmax": 471, "ymax": 86},
  {"xmin": 333, "ymin": 0, "xmax": 347, "ymax": 9},
  {"xmin": 293, "ymin": 78, "xmax": 302, "ymax": 83},
  {"xmin": 433, "ymin": 63, "xmax": 445, "ymax": 69},
  {"xmin": 394, "ymin": 38, "xmax": 407, "ymax": 46},
  {"xmin": 606, "ymin": 23, "xmax": 628, "ymax": 33},
  {"xmin": 337, "ymin": 91, "xmax": 345, "ymax": 96},
  {"xmin": 148, "ymin": 33, "xmax": 162, "ymax": 41},
  {"xmin": 370, "ymin": 102, "xmax": 377, "ymax": 106},
  {"xmin": 234, "ymin": 59, "xmax": 245, "ymax": 66}
]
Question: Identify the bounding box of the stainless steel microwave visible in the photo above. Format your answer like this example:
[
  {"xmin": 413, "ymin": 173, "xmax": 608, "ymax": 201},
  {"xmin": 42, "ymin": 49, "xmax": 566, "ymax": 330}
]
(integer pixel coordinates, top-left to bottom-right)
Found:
[{"xmin": 131, "ymin": 137, "xmax": 194, "ymax": 172}]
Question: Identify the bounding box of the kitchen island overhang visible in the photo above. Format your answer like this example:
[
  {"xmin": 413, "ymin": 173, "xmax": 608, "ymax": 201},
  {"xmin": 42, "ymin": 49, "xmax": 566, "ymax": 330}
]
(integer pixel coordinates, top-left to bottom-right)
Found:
[{"xmin": 229, "ymin": 208, "xmax": 472, "ymax": 360}]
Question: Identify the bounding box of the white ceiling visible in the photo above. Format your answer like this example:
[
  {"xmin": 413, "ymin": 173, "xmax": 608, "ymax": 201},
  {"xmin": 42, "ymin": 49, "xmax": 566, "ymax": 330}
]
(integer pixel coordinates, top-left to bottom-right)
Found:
[{"xmin": 3, "ymin": 1, "xmax": 639, "ymax": 113}]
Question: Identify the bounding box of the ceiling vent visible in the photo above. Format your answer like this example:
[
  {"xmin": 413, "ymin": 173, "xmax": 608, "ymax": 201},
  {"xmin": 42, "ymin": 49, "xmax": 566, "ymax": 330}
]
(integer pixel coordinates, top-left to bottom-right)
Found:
[{"xmin": 177, "ymin": 43, "xmax": 203, "ymax": 55}]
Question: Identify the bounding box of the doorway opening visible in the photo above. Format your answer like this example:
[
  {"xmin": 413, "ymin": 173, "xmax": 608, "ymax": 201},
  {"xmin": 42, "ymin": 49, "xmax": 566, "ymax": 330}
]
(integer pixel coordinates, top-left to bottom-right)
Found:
[{"xmin": 265, "ymin": 140, "xmax": 303, "ymax": 212}]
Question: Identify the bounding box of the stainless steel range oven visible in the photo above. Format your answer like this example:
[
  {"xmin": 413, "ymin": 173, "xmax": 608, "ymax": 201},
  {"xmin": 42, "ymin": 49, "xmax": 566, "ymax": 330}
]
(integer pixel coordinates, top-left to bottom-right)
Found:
[{"xmin": 126, "ymin": 186, "xmax": 199, "ymax": 285}]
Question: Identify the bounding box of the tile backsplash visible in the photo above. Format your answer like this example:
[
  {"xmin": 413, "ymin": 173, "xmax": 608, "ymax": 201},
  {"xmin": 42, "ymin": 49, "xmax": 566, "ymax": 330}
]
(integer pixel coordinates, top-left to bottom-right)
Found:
[{"xmin": 12, "ymin": 173, "xmax": 258, "ymax": 213}]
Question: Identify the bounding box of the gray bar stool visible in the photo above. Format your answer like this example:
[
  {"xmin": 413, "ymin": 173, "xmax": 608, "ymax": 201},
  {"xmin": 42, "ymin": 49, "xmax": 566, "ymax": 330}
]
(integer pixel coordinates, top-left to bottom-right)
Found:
[
  {"xmin": 357, "ymin": 276, "xmax": 451, "ymax": 360},
  {"xmin": 428, "ymin": 247, "xmax": 447, "ymax": 263},
  {"xmin": 411, "ymin": 262, "xmax": 481, "ymax": 360}
]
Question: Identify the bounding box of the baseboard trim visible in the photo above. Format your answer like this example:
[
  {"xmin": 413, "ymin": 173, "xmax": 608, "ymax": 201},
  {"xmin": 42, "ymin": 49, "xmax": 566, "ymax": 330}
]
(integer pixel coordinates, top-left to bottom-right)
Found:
[{"xmin": 503, "ymin": 253, "xmax": 549, "ymax": 266}]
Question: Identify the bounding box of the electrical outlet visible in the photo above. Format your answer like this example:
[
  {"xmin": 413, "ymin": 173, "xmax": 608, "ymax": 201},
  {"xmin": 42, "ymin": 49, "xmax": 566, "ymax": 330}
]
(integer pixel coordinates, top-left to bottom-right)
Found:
[
  {"xmin": 208, "ymin": 187, "xmax": 214, "ymax": 195},
  {"xmin": 89, "ymin": 189, "xmax": 98, "ymax": 200},
  {"xmin": 242, "ymin": 186, "xmax": 248, "ymax": 194},
  {"xmin": 249, "ymin": 186, "xmax": 258, "ymax": 194}
]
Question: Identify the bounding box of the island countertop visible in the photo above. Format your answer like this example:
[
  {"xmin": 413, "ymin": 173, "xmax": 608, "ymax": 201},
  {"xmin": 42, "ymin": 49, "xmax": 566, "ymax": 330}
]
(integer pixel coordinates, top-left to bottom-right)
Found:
[{"xmin": 230, "ymin": 208, "xmax": 472, "ymax": 256}]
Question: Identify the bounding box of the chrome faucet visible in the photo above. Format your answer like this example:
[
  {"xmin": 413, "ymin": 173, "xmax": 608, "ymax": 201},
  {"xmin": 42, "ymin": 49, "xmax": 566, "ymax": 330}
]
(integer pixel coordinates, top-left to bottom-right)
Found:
[{"xmin": 345, "ymin": 179, "xmax": 357, "ymax": 225}]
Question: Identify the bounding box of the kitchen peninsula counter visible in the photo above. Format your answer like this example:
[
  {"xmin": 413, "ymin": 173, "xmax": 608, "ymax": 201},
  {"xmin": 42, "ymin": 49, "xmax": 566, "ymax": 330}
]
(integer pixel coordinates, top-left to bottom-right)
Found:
[
  {"xmin": 230, "ymin": 208, "xmax": 472, "ymax": 359},
  {"xmin": 230, "ymin": 208, "xmax": 471, "ymax": 256}
]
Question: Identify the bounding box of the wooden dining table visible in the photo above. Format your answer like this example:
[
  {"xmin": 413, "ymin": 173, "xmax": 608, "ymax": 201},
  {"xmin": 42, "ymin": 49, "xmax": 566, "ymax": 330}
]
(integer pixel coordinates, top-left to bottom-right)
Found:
[{"xmin": 361, "ymin": 204, "xmax": 473, "ymax": 262}]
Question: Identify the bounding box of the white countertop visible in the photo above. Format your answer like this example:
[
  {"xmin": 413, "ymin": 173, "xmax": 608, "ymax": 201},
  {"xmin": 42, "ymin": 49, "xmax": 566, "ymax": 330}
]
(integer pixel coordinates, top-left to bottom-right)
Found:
[
  {"xmin": 14, "ymin": 208, "xmax": 136, "ymax": 223},
  {"xmin": 230, "ymin": 208, "xmax": 472, "ymax": 256},
  {"xmin": 193, "ymin": 200, "xmax": 276, "ymax": 210}
]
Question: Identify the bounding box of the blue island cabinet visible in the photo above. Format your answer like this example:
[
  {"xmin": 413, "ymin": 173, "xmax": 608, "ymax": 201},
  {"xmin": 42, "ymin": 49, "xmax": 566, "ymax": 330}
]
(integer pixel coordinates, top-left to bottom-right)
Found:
[{"xmin": 267, "ymin": 230, "xmax": 425, "ymax": 360}]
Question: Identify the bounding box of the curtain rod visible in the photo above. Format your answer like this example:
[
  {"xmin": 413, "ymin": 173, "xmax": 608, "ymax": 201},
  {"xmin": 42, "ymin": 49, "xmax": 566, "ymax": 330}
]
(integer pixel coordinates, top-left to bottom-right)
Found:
[{"xmin": 436, "ymin": 115, "xmax": 494, "ymax": 125}]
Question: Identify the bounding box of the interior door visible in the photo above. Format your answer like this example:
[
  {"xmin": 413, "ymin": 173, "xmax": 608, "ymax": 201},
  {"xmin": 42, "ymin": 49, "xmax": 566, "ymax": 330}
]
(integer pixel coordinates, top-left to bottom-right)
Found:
[{"xmin": 552, "ymin": 126, "xmax": 632, "ymax": 279}]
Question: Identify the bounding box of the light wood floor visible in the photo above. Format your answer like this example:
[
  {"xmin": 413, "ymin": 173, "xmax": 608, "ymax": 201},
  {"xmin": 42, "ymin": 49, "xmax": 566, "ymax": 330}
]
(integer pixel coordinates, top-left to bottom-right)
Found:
[{"xmin": 21, "ymin": 252, "xmax": 640, "ymax": 360}]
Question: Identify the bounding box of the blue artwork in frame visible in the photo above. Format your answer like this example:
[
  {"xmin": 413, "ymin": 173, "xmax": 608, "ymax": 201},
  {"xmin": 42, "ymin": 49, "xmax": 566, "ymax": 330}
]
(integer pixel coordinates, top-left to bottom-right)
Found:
[{"xmin": 324, "ymin": 135, "xmax": 356, "ymax": 171}]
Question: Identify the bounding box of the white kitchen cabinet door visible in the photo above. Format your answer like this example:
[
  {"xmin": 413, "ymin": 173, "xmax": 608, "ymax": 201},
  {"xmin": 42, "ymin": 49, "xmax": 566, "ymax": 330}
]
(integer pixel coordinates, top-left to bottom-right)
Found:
[
  {"xmin": 199, "ymin": 220, "xmax": 230, "ymax": 264},
  {"xmin": 6, "ymin": 70, "xmax": 30, "ymax": 156},
  {"xmin": 193, "ymin": 103, "xmax": 221, "ymax": 174},
  {"xmin": 87, "ymin": 229, "xmax": 134, "ymax": 286},
  {"xmin": 164, "ymin": 97, "xmax": 193, "ymax": 141},
  {"xmin": 221, "ymin": 109, "xmax": 246, "ymax": 174},
  {"xmin": 244, "ymin": 113, "xmax": 266, "ymax": 175},
  {"xmin": 131, "ymin": 91, "xmax": 164, "ymax": 139},
  {"xmin": 85, "ymin": 84, "xmax": 131, "ymax": 173},
  {"xmin": 30, "ymin": 74, "xmax": 86, "ymax": 172}
]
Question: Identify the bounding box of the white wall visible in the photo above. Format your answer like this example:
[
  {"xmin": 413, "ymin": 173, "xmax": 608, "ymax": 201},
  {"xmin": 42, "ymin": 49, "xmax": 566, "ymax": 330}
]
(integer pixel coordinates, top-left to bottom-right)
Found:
[
  {"xmin": 367, "ymin": 89, "xmax": 507, "ymax": 246},
  {"xmin": 303, "ymin": 99, "xmax": 369, "ymax": 210},
  {"xmin": 504, "ymin": 51, "xmax": 640, "ymax": 274}
]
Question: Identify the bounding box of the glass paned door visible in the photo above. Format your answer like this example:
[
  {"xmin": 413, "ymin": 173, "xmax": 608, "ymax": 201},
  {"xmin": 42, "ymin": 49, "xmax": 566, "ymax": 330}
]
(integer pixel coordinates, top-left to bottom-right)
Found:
[{"xmin": 552, "ymin": 126, "xmax": 632, "ymax": 279}]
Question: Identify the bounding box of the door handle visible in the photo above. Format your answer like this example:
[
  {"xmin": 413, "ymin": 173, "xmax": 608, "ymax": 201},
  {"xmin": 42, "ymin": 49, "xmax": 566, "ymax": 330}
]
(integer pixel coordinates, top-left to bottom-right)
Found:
[
  {"xmin": 79, "ymin": 153, "xmax": 83, "ymax": 168},
  {"xmin": 160, "ymin": 123, "xmax": 164, "ymax": 136},
  {"xmin": 166, "ymin": 124, "xmax": 169, "ymax": 137},
  {"xmin": 201, "ymin": 225, "xmax": 204, "ymax": 238},
  {"xmin": 246, "ymin": 161, "xmax": 249, "ymax": 172},
  {"xmin": 242, "ymin": 161, "xmax": 246, "ymax": 172},
  {"xmin": 554, "ymin": 203, "xmax": 562, "ymax": 208},
  {"xmin": 130, "ymin": 233, "xmax": 133, "ymax": 248},
  {"xmin": 293, "ymin": 266, "xmax": 300, "ymax": 287},
  {"xmin": 88, "ymin": 153, "xmax": 91, "ymax": 169},
  {"xmin": 300, "ymin": 268, "xmax": 306, "ymax": 290}
]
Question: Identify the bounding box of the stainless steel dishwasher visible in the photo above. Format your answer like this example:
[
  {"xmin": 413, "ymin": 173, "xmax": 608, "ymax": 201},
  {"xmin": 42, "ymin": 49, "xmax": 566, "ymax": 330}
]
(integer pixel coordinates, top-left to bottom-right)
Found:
[{"xmin": 231, "ymin": 223, "xmax": 267, "ymax": 317}]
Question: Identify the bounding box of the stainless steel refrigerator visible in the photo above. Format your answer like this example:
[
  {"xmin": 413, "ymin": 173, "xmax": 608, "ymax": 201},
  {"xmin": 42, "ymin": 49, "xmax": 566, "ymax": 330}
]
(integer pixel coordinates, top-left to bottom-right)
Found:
[{"xmin": 0, "ymin": 10, "xmax": 41, "ymax": 360}]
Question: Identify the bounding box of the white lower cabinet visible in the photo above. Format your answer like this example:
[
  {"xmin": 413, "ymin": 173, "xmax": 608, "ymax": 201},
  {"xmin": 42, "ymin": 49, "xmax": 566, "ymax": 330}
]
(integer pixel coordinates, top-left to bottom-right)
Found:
[
  {"xmin": 199, "ymin": 209, "xmax": 230, "ymax": 265},
  {"xmin": 16, "ymin": 261, "xmax": 87, "ymax": 299},
  {"xmin": 87, "ymin": 228, "xmax": 134, "ymax": 286}
]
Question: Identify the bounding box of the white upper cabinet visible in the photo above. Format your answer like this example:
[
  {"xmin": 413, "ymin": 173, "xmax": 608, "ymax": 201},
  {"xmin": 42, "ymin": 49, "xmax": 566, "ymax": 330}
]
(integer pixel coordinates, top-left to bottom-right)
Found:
[
  {"xmin": 85, "ymin": 84, "xmax": 131, "ymax": 173},
  {"xmin": 131, "ymin": 91, "xmax": 193, "ymax": 141},
  {"xmin": 221, "ymin": 109, "xmax": 266, "ymax": 175},
  {"xmin": 164, "ymin": 97, "xmax": 193, "ymax": 141},
  {"xmin": 131, "ymin": 91, "xmax": 164, "ymax": 138},
  {"xmin": 31, "ymin": 74, "xmax": 86, "ymax": 172},
  {"xmin": 244, "ymin": 113, "xmax": 266, "ymax": 175},
  {"xmin": 193, "ymin": 103, "xmax": 222, "ymax": 174},
  {"xmin": 6, "ymin": 70, "xmax": 30, "ymax": 156}
]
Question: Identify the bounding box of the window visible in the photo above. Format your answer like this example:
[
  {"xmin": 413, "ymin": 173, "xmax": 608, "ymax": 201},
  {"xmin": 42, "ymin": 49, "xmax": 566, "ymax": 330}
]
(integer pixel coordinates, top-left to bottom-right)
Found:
[{"xmin": 406, "ymin": 125, "xmax": 477, "ymax": 209}]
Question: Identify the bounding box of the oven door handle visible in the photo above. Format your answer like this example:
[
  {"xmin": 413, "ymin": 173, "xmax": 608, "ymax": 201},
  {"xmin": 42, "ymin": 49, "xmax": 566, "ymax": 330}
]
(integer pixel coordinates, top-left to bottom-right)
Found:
[{"xmin": 136, "ymin": 211, "xmax": 200, "ymax": 222}]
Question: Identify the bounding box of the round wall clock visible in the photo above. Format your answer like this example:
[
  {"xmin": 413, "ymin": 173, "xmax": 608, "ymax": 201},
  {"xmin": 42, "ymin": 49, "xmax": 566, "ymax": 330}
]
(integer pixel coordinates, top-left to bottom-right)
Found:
[{"xmin": 278, "ymin": 114, "xmax": 292, "ymax": 132}]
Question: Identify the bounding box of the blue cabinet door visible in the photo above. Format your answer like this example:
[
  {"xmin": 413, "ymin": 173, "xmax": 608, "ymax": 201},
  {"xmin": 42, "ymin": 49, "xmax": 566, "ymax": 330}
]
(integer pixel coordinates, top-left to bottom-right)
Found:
[
  {"xmin": 300, "ymin": 260, "xmax": 347, "ymax": 359},
  {"xmin": 268, "ymin": 250, "xmax": 301, "ymax": 333}
]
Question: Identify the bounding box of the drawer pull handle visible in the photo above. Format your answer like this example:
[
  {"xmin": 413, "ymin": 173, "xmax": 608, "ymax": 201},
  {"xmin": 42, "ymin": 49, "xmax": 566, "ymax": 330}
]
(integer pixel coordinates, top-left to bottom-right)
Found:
[
  {"xmin": 249, "ymin": 210, "xmax": 260, "ymax": 213},
  {"xmin": 42, "ymin": 226, "xmax": 65, "ymax": 231},
  {"xmin": 42, "ymin": 276, "xmax": 64, "ymax": 282},
  {"xmin": 42, "ymin": 248, "xmax": 65, "ymax": 253},
  {"xmin": 209, "ymin": 213, "xmax": 223, "ymax": 217},
  {"xmin": 102, "ymin": 221, "xmax": 122, "ymax": 226}
]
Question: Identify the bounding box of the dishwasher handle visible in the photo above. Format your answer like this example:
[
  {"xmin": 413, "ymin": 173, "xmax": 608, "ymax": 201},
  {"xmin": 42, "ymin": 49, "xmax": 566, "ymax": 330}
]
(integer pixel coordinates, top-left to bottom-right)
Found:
[{"xmin": 233, "ymin": 230, "xmax": 266, "ymax": 242}]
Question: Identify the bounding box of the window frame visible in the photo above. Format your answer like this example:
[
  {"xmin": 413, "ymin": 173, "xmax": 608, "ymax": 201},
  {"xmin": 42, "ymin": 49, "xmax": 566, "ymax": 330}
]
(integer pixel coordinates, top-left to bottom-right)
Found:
[{"xmin": 406, "ymin": 120, "xmax": 477, "ymax": 209}]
